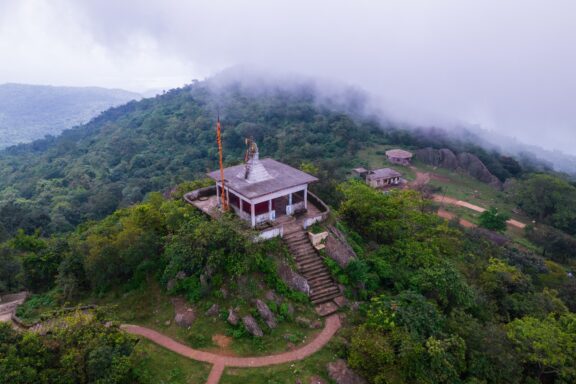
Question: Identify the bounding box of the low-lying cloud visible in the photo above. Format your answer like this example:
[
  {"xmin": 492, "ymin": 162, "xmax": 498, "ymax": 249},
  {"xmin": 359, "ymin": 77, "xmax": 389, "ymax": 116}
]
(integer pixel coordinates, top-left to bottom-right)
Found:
[{"xmin": 0, "ymin": 0, "xmax": 575, "ymax": 156}]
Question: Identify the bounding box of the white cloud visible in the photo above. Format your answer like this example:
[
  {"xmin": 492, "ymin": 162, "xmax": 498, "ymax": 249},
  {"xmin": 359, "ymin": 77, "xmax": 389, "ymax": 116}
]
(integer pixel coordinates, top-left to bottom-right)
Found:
[{"xmin": 1, "ymin": 0, "xmax": 575, "ymax": 154}]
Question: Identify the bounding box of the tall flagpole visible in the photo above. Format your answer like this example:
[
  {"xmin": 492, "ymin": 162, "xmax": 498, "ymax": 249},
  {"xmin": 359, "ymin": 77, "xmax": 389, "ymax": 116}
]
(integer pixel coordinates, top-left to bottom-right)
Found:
[{"xmin": 217, "ymin": 115, "xmax": 228, "ymax": 211}]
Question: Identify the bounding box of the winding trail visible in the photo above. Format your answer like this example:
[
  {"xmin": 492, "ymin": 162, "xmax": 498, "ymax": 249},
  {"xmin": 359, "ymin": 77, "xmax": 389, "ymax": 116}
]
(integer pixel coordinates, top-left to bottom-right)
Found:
[
  {"xmin": 432, "ymin": 194, "xmax": 526, "ymax": 229},
  {"xmin": 121, "ymin": 314, "xmax": 341, "ymax": 384}
]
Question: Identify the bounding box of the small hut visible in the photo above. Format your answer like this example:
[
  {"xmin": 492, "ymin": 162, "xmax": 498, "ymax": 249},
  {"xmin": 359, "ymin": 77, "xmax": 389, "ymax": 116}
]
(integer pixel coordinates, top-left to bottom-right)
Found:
[
  {"xmin": 365, "ymin": 168, "xmax": 402, "ymax": 188},
  {"xmin": 386, "ymin": 149, "xmax": 413, "ymax": 166}
]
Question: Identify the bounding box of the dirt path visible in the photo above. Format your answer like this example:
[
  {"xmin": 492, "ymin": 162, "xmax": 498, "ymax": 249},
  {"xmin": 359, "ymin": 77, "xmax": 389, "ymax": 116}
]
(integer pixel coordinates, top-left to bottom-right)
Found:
[
  {"xmin": 437, "ymin": 209, "xmax": 476, "ymax": 228},
  {"xmin": 121, "ymin": 314, "xmax": 341, "ymax": 384},
  {"xmin": 432, "ymin": 194, "xmax": 526, "ymax": 229},
  {"xmin": 409, "ymin": 167, "xmax": 431, "ymax": 188}
]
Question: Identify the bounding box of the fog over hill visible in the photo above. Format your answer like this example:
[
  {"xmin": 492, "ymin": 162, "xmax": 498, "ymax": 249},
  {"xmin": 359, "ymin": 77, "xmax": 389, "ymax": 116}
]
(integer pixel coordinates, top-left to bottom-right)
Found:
[{"xmin": 0, "ymin": 83, "xmax": 140, "ymax": 148}]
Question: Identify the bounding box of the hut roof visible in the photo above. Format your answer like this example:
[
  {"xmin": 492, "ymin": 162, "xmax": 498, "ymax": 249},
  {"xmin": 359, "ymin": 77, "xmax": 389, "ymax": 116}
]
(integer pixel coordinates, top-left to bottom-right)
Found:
[
  {"xmin": 385, "ymin": 149, "xmax": 413, "ymax": 159},
  {"xmin": 207, "ymin": 158, "xmax": 318, "ymax": 199},
  {"xmin": 367, "ymin": 168, "xmax": 402, "ymax": 179}
]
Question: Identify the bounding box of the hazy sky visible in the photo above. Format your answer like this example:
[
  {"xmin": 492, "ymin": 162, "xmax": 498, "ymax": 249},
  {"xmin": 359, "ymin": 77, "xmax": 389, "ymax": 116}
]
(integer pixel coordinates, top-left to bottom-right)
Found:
[{"xmin": 1, "ymin": 0, "xmax": 575, "ymax": 154}]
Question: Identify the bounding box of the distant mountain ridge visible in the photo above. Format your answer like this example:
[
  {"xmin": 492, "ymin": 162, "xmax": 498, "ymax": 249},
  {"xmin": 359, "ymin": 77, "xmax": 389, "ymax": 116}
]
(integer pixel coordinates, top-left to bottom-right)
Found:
[{"xmin": 0, "ymin": 83, "xmax": 141, "ymax": 148}]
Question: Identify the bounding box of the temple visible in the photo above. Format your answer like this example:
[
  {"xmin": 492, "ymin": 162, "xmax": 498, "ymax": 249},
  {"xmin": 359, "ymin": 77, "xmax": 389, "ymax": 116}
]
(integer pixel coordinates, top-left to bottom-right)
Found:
[{"xmin": 206, "ymin": 141, "xmax": 319, "ymax": 228}]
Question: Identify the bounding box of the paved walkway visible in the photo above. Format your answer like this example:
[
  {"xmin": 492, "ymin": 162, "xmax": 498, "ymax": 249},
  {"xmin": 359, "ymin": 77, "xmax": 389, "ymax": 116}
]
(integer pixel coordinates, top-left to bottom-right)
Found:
[{"xmin": 121, "ymin": 314, "xmax": 341, "ymax": 384}]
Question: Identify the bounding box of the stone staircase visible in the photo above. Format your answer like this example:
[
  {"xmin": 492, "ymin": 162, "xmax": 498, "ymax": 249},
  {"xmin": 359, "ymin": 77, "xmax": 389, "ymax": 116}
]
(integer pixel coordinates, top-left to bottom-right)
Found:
[{"xmin": 283, "ymin": 227, "xmax": 341, "ymax": 315}]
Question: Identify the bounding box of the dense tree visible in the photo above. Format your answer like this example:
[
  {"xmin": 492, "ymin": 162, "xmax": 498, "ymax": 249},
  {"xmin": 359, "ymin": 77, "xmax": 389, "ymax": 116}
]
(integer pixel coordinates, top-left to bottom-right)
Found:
[
  {"xmin": 513, "ymin": 174, "xmax": 576, "ymax": 235},
  {"xmin": 0, "ymin": 312, "xmax": 138, "ymax": 384},
  {"xmin": 507, "ymin": 313, "xmax": 576, "ymax": 383},
  {"xmin": 478, "ymin": 207, "xmax": 510, "ymax": 232}
]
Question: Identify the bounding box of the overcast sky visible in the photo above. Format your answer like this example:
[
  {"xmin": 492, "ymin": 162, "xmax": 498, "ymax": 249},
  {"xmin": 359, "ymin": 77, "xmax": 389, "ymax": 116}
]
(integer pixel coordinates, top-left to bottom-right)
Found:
[{"xmin": 1, "ymin": 0, "xmax": 575, "ymax": 155}]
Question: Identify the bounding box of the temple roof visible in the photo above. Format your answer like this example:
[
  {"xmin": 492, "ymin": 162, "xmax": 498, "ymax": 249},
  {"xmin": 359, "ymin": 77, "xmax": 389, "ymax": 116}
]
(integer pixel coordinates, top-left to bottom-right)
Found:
[{"xmin": 207, "ymin": 158, "xmax": 318, "ymax": 199}]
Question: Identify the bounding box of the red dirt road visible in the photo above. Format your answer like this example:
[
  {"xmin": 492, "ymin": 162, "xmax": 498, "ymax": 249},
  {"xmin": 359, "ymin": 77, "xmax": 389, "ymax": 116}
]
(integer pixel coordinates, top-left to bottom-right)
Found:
[{"xmin": 432, "ymin": 195, "xmax": 526, "ymax": 229}]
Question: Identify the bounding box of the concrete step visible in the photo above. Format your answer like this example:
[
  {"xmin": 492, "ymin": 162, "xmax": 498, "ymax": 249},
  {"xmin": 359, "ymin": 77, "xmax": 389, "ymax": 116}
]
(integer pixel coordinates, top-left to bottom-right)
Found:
[
  {"xmin": 294, "ymin": 251, "xmax": 318, "ymax": 259},
  {"xmin": 308, "ymin": 275, "xmax": 334, "ymax": 286},
  {"xmin": 284, "ymin": 232, "xmax": 307, "ymax": 241},
  {"xmin": 290, "ymin": 244, "xmax": 315, "ymax": 253},
  {"xmin": 311, "ymin": 289, "xmax": 341, "ymax": 302},
  {"xmin": 295, "ymin": 252, "xmax": 319, "ymax": 261},
  {"xmin": 312, "ymin": 292, "xmax": 341, "ymax": 305},
  {"xmin": 301, "ymin": 264, "xmax": 329, "ymax": 275},
  {"xmin": 297, "ymin": 260, "xmax": 324, "ymax": 270},
  {"xmin": 310, "ymin": 286, "xmax": 340, "ymax": 299}
]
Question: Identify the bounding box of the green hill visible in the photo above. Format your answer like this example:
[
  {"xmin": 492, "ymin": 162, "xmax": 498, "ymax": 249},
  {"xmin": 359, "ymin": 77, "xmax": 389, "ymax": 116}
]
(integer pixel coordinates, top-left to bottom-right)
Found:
[
  {"xmin": 0, "ymin": 76, "xmax": 567, "ymax": 240},
  {"xmin": 0, "ymin": 80, "xmax": 384, "ymax": 238},
  {"xmin": 0, "ymin": 83, "xmax": 140, "ymax": 148}
]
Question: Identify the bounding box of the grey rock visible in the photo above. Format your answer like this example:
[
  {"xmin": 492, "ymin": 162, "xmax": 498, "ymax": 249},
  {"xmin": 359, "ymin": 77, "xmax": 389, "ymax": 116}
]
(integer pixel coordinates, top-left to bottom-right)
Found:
[
  {"xmin": 172, "ymin": 297, "xmax": 195, "ymax": 328},
  {"xmin": 242, "ymin": 315, "xmax": 264, "ymax": 337},
  {"xmin": 205, "ymin": 303, "xmax": 220, "ymax": 317},
  {"xmin": 296, "ymin": 316, "xmax": 312, "ymax": 328},
  {"xmin": 255, "ymin": 299, "xmax": 277, "ymax": 329},
  {"xmin": 227, "ymin": 308, "xmax": 239, "ymax": 326},
  {"xmin": 174, "ymin": 308, "xmax": 195, "ymax": 328},
  {"xmin": 175, "ymin": 271, "xmax": 187, "ymax": 280},
  {"xmin": 325, "ymin": 234, "xmax": 355, "ymax": 268},
  {"xmin": 457, "ymin": 152, "xmax": 501, "ymax": 187},
  {"xmin": 327, "ymin": 359, "xmax": 366, "ymax": 384},
  {"xmin": 166, "ymin": 279, "xmax": 176, "ymax": 291},
  {"xmin": 265, "ymin": 290, "xmax": 281, "ymax": 304},
  {"xmin": 278, "ymin": 263, "xmax": 310, "ymax": 295}
]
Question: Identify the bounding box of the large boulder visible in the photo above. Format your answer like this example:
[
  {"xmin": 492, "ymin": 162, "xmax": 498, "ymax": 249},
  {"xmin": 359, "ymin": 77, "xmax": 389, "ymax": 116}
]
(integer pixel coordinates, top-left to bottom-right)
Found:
[
  {"xmin": 325, "ymin": 225, "xmax": 356, "ymax": 268},
  {"xmin": 205, "ymin": 303, "xmax": 220, "ymax": 317},
  {"xmin": 415, "ymin": 147, "xmax": 501, "ymax": 188},
  {"xmin": 242, "ymin": 315, "xmax": 264, "ymax": 337},
  {"xmin": 438, "ymin": 148, "xmax": 459, "ymax": 169},
  {"xmin": 278, "ymin": 263, "xmax": 310, "ymax": 295},
  {"xmin": 172, "ymin": 298, "xmax": 195, "ymax": 328},
  {"xmin": 457, "ymin": 152, "xmax": 501, "ymax": 187},
  {"xmin": 414, "ymin": 147, "xmax": 440, "ymax": 166},
  {"xmin": 414, "ymin": 147, "xmax": 458, "ymax": 170},
  {"xmin": 327, "ymin": 360, "xmax": 366, "ymax": 384},
  {"xmin": 255, "ymin": 299, "xmax": 277, "ymax": 329},
  {"xmin": 227, "ymin": 308, "xmax": 239, "ymax": 326}
]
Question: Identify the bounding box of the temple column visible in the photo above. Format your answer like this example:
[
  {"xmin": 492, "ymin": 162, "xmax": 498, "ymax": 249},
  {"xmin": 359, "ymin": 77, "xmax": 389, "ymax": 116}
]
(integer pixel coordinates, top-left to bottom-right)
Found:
[
  {"xmin": 251, "ymin": 202, "xmax": 256, "ymax": 227},
  {"xmin": 269, "ymin": 199, "xmax": 273, "ymax": 220},
  {"xmin": 304, "ymin": 186, "xmax": 308, "ymax": 209},
  {"xmin": 288, "ymin": 193, "xmax": 293, "ymax": 215}
]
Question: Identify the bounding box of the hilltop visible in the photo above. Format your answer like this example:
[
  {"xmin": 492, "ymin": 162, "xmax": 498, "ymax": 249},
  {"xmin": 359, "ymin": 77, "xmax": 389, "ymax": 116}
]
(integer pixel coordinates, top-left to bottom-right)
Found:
[
  {"xmin": 0, "ymin": 83, "xmax": 140, "ymax": 148},
  {"xmin": 0, "ymin": 76, "xmax": 545, "ymax": 239}
]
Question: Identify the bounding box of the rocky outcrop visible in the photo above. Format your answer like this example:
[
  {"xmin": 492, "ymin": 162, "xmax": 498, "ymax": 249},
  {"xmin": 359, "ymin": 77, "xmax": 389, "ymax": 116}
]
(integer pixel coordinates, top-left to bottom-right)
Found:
[
  {"xmin": 414, "ymin": 147, "xmax": 501, "ymax": 187},
  {"xmin": 327, "ymin": 359, "xmax": 367, "ymax": 384},
  {"xmin": 227, "ymin": 308, "xmax": 239, "ymax": 326},
  {"xmin": 456, "ymin": 152, "xmax": 501, "ymax": 187},
  {"xmin": 255, "ymin": 299, "xmax": 277, "ymax": 329},
  {"xmin": 242, "ymin": 315, "xmax": 264, "ymax": 337},
  {"xmin": 205, "ymin": 304, "xmax": 220, "ymax": 317},
  {"xmin": 278, "ymin": 263, "xmax": 310, "ymax": 295},
  {"xmin": 325, "ymin": 225, "xmax": 356, "ymax": 268},
  {"xmin": 171, "ymin": 298, "xmax": 195, "ymax": 328}
]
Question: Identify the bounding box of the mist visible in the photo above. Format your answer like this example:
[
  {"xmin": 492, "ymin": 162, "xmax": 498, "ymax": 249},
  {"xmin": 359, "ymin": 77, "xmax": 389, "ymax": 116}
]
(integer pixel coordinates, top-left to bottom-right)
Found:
[{"xmin": 1, "ymin": 0, "xmax": 576, "ymax": 158}]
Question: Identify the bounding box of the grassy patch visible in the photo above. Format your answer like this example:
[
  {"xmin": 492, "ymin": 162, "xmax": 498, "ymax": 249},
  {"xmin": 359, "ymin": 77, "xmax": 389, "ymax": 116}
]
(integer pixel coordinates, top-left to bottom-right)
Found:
[
  {"xmin": 15, "ymin": 292, "xmax": 58, "ymax": 323},
  {"xmin": 132, "ymin": 339, "xmax": 211, "ymax": 384},
  {"xmin": 95, "ymin": 280, "xmax": 324, "ymax": 357},
  {"xmin": 220, "ymin": 339, "xmax": 343, "ymax": 384}
]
